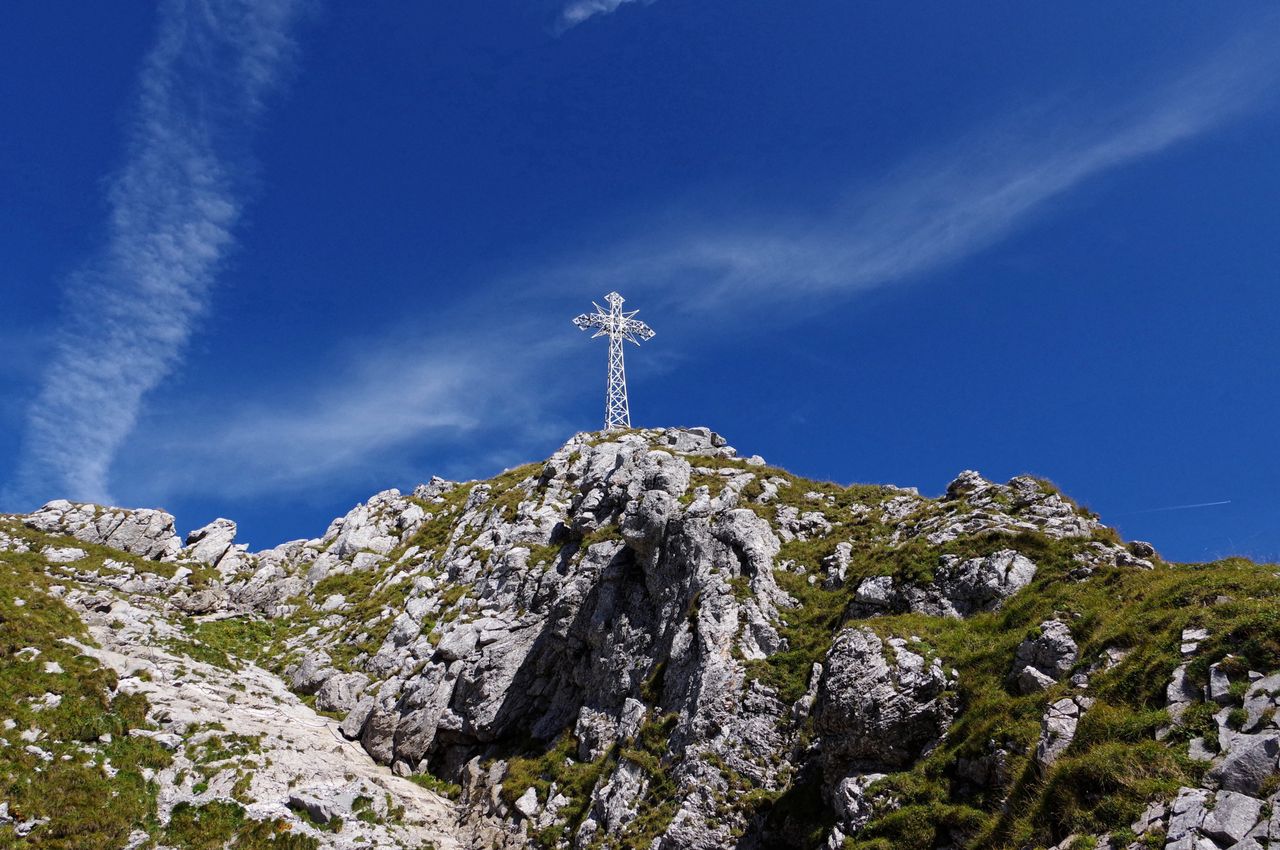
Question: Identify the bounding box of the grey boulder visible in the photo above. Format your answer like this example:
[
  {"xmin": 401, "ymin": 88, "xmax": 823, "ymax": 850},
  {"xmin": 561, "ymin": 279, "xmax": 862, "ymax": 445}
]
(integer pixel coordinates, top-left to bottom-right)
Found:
[
  {"xmin": 25, "ymin": 500, "xmax": 181, "ymax": 560},
  {"xmin": 1009, "ymin": 619, "xmax": 1077, "ymax": 693},
  {"xmin": 183, "ymin": 519, "xmax": 238, "ymax": 568},
  {"xmin": 815, "ymin": 627, "xmax": 955, "ymax": 778}
]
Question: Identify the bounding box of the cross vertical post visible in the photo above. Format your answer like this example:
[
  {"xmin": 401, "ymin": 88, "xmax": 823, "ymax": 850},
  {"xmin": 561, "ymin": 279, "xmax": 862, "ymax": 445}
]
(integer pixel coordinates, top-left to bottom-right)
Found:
[{"xmin": 573, "ymin": 291, "xmax": 655, "ymax": 431}]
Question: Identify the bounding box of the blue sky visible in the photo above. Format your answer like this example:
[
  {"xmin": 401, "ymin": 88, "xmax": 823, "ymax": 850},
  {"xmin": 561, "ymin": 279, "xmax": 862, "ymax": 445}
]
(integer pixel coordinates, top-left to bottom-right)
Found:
[{"xmin": 2, "ymin": 2, "xmax": 1279, "ymax": 562}]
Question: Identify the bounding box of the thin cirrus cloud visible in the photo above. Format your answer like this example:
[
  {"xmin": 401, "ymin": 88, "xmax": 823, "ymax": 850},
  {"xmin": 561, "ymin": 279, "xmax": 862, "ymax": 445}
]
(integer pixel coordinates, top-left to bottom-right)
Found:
[
  {"xmin": 563, "ymin": 25, "xmax": 1280, "ymax": 312},
  {"xmin": 6, "ymin": 0, "xmax": 307, "ymax": 509},
  {"xmin": 117, "ymin": 331, "xmax": 578, "ymax": 501},
  {"xmin": 556, "ymin": 0, "xmax": 658, "ymax": 33}
]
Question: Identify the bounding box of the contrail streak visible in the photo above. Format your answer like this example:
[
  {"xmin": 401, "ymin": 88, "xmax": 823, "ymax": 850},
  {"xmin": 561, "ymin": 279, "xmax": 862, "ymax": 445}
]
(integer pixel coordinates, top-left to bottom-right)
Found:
[
  {"xmin": 6, "ymin": 0, "xmax": 306, "ymax": 508},
  {"xmin": 1122, "ymin": 500, "xmax": 1233, "ymax": 516}
]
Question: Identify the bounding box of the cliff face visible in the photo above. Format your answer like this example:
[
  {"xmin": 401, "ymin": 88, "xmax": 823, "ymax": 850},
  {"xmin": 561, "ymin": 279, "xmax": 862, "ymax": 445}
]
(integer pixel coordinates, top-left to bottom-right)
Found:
[{"xmin": 6, "ymin": 427, "xmax": 1280, "ymax": 850}]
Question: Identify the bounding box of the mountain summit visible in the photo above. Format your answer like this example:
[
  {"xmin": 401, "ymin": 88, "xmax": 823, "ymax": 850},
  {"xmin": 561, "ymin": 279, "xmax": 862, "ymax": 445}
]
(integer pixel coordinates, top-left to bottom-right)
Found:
[{"xmin": 3, "ymin": 427, "xmax": 1279, "ymax": 850}]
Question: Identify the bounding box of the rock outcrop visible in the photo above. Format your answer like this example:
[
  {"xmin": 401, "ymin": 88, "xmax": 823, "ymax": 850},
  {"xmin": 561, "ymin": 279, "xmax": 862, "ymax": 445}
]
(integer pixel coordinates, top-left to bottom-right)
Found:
[
  {"xmin": 1035, "ymin": 695, "xmax": 1093, "ymax": 771},
  {"xmin": 1010, "ymin": 618, "xmax": 1078, "ymax": 694},
  {"xmin": 814, "ymin": 628, "xmax": 955, "ymax": 833},
  {"xmin": 25, "ymin": 499, "xmax": 181, "ymax": 559},
  {"xmin": 849, "ymin": 549, "xmax": 1038, "ymax": 619},
  {"xmin": 815, "ymin": 628, "xmax": 956, "ymax": 775}
]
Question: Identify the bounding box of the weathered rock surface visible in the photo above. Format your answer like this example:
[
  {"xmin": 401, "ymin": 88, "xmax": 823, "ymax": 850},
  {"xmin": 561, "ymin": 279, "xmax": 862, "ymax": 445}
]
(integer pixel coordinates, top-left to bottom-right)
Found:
[
  {"xmin": 67, "ymin": 594, "xmax": 478, "ymax": 850},
  {"xmin": 813, "ymin": 627, "xmax": 955, "ymax": 833},
  {"xmin": 1010, "ymin": 618, "xmax": 1078, "ymax": 693},
  {"xmin": 1210, "ymin": 733, "xmax": 1280, "ymax": 795},
  {"xmin": 815, "ymin": 628, "xmax": 956, "ymax": 775},
  {"xmin": 1035, "ymin": 695, "xmax": 1093, "ymax": 771},
  {"xmin": 183, "ymin": 518, "xmax": 239, "ymax": 569},
  {"xmin": 850, "ymin": 549, "xmax": 1038, "ymax": 619},
  {"xmin": 26, "ymin": 499, "xmax": 182, "ymax": 559},
  {"xmin": 896, "ymin": 470, "xmax": 1101, "ymax": 545}
]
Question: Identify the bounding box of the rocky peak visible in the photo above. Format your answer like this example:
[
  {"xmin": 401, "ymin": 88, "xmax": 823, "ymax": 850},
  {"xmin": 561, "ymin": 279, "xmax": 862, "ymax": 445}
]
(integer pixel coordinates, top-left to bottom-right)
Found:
[{"xmin": 8, "ymin": 426, "xmax": 1280, "ymax": 850}]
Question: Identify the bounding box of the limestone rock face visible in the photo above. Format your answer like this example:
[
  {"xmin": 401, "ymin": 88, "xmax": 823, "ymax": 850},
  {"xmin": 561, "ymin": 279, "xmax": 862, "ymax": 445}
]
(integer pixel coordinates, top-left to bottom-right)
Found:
[
  {"xmin": 26, "ymin": 500, "xmax": 181, "ymax": 560},
  {"xmin": 1010, "ymin": 619, "xmax": 1078, "ymax": 693},
  {"xmin": 172, "ymin": 588, "xmax": 226, "ymax": 615},
  {"xmin": 250, "ymin": 429, "xmax": 818, "ymax": 847},
  {"xmin": 899, "ymin": 471, "xmax": 1101, "ymax": 545},
  {"xmin": 930, "ymin": 550, "xmax": 1039, "ymax": 617},
  {"xmin": 323, "ymin": 490, "xmax": 422, "ymax": 559},
  {"xmin": 183, "ymin": 518, "xmax": 238, "ymax": 567},
  {"xmin": 850, "ymin": 549, "xmax": 1038, "ymax": 619},
  {"xmin": 812, "ymin": 627, "xmax": 955, "ymax": 837},
  {"xmin": 286, "ymin": 651, "xmax": 338, "ymax": 695},
  {"xmin": 315, "ymin": 671, "xmax": 371, "ymax": 713},
  {"xmin": 1035, "ymin": 695, "xmax": 1092, "ymax": 770},
  {"xmin": 62, "ymin": 592, "xmax": 476, "ymax": 850},
  {"xmin": 1210, "ymin": 733, "xmax": 1280, "ymax": 795},
  {"xmin": 815, "ymin": 628, "xmax": 956, "ymax": 775}
]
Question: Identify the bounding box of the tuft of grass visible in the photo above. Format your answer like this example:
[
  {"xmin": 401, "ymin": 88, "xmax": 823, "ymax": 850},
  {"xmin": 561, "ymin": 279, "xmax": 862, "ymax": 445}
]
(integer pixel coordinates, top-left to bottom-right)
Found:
[
  {"xmin": 165, "ymin": 800, "xmax": 321, "ymax": 849},
  {"xmin": 183, "ymin": 615, "xmax": 292, "ymax": 670},
  {"xmin": 408, "ymin": 771, "xmax": 462, "ymax": 799},
  {"xmin": 499, "ymin": 734, "xmax": 618, "ymax": 849}
]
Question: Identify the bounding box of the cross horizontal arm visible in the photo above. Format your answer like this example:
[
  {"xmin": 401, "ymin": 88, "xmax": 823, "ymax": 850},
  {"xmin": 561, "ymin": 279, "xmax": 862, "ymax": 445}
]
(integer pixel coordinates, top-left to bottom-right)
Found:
[{"xmin": 620, "ymin": 318, "xmax": 655, "ymax": 342}]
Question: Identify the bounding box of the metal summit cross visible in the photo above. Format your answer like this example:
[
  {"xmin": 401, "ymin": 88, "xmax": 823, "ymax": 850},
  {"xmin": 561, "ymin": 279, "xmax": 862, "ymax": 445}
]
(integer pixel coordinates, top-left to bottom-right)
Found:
[{"xmin": 573, "ymin": 291, "xmax": 655, "ymax": 431}]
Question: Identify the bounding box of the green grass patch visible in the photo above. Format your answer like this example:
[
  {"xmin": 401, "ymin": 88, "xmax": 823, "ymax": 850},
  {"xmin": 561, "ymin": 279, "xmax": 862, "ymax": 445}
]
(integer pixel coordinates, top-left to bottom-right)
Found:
[
  {"xmin": 499, "ymin": 733, "xmax": 618, "ymax": 849},
  {"xmin": 164, "ymin": 800, "xmax": 321, "ymax": 849},
  {"xmin": 409, "ymin": 771, "xmax": 462, "ymax": 799}
]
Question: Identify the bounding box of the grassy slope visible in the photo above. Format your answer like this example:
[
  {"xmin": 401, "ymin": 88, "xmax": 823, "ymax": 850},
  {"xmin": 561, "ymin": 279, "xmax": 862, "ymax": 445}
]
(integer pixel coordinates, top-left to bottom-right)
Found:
[
  {"xmin": 0, "ymin": 527, "xmax": 169, "ymax": 849},
  {"xmin": 0, "ymin": 519, "xmax": 317, "ymax": 849}
]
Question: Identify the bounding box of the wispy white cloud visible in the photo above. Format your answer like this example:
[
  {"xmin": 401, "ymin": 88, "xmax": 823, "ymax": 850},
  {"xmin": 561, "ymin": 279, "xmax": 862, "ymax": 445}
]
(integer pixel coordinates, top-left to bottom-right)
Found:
[
  {"xmin": 116, "ymin": 330, "xmax": 578, "ymax": 501},
  {"xmin": 556, "ymin": 0, "xmax": 657, "ymax": 33},
  {"xmin": 7, "ymin": 0, "xmax": 306, "ymax": 508},
  {"xmin": 559, "ymin": 26, "xmax": 1280, "ymax": 310}
]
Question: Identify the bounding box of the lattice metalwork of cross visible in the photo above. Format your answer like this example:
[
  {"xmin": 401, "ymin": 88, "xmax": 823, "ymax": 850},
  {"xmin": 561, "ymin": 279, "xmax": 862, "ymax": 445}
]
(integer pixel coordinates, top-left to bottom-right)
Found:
[{"xmin": 572, "ymin": 291, "xmax": 656, "ymax": 431}]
